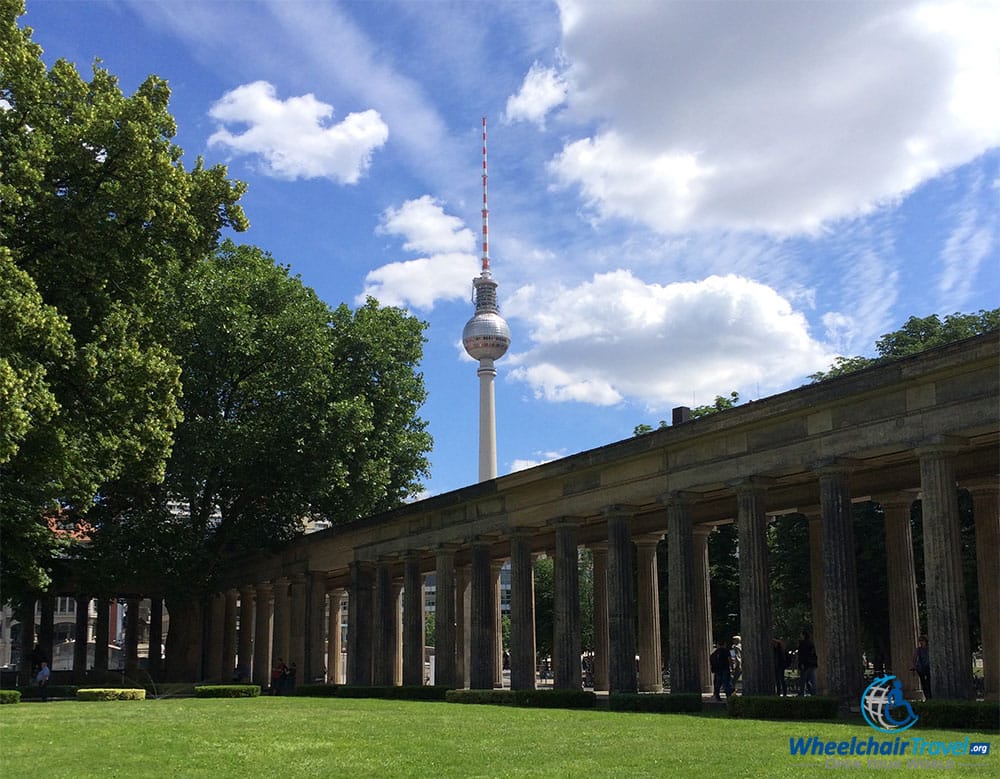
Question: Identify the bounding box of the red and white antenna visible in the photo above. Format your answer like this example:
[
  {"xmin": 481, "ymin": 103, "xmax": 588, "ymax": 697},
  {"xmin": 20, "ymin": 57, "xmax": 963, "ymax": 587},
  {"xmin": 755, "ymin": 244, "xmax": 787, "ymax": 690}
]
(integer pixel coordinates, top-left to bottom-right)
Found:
[{"xmin": 481, "ymin": 116, "xmax": 490, "ymax": 273}]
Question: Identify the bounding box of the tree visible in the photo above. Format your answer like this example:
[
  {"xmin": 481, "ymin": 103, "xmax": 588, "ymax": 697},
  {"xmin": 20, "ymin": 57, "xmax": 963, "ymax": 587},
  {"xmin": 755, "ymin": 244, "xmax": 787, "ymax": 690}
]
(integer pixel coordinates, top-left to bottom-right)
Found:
[
  {"xmin": 809, "ymin": 310, "xmax": 999, "ymax": 381},
  {"xmin": 75, "ymin": 243, "xmax": 432, "ymax": 676},
  {"xmin": 0, "ymin": 2, "xmax": 247, "ymax": 599}
]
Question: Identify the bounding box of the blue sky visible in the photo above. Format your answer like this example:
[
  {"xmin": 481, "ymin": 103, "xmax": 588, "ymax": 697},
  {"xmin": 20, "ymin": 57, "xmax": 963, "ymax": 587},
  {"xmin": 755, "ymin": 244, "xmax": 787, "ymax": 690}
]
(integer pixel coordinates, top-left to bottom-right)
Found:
[{"xmin": 20, "ymin": 0, "xmax": 1000, "ymax": 499}]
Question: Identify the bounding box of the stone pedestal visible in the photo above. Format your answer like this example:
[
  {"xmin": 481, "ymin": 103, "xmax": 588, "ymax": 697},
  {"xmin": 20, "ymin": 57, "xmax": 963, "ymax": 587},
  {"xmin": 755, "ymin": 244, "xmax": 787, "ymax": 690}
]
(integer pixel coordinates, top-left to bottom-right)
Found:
[
  {"xmin": 877, "ymin": 495, "xmax": 922, "ymax": 699},
  {"xmin": 509, "ymin": 530, "xmax": 536, "ymax": 691},
  {"xmin": 919, "ymin": 446, "xmax": 973, "ymax": 700},
  {"xmin": 606, "ymin": 505, "xmax": 637, "ymax": 694},
  {"xmin": 735, "ymin": 481, "xmax": 774, "ymax": 697}
]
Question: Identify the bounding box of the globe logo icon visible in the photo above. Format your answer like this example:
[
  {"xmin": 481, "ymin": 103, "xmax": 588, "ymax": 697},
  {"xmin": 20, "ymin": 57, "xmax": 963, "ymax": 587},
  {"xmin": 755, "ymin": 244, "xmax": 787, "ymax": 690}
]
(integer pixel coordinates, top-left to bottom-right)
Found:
[{"xmin": 861, "ymin": 674, "xmax": 919, "ymax": 732}]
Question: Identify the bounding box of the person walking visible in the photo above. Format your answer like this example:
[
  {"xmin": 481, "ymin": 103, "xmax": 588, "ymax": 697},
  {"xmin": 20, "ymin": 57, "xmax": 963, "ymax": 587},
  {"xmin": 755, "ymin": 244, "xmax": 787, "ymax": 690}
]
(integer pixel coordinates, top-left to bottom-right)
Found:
[
  {"xmin": 710, "ymin": 640, "xmax": 734, "ymax": 700},
  {"xmin": 772, "ymin": 638, "xmax": 788, "ymax": 696},
  {"xmin": 36, "ymin": 660, "xmax": 51, "ymax": 702},
  {"xmin": 797, "ymin": 629, "xmax": 818, "ymax": 696},
  {"xmin": 912, "ymin": 635, "xmax": 931, "ymax": 699}
]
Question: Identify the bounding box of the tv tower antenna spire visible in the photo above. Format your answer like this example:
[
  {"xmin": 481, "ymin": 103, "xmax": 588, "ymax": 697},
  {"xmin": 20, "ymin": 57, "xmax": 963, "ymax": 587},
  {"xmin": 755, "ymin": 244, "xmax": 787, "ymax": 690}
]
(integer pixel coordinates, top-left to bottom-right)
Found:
[{"xmin": 462, "ymin": 116, "xmax": 511, "ymax": 482}]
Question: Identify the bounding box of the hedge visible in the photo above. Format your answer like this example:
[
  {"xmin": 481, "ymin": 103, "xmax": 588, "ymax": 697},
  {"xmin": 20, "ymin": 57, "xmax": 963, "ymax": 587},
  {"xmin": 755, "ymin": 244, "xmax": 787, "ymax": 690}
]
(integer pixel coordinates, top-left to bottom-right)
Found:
[
  {"xmin": 17, "ymin": 685, "xmax": 78, "ymax": 700},
  {"xmin": 446, "ymin": 689, "xmax": 596, "ymax": 709},
  {"xmin": 911, "ymin": 700, "xmax": 1000, "ymax": 732},
  {"xmin": 77, "ymin": 688, "xmax": 146, "ymax": 701},
  {"xmin": 295, "ymin": 684, "xmax": 450, "ymax": 701},
  {"xmin": 609, "ymin": 693, "xmax": 703, "ymax": 713},
  {"xmin": 728, "ymin": 695, "xmax": 839, "ymax": 720},
  {"xmin": 194, "ymin": 684, "xmax": 260, "ymax": 698},
  {"xmin": 0, "ymin": 690, "xmax": 21, "ymax": 704}
]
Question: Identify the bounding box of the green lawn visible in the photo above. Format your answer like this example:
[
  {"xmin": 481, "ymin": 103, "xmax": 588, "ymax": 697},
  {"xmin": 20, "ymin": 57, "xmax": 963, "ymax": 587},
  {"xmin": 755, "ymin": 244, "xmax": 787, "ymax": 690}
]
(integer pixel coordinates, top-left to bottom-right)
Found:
[{"xmin": 1, "ymin": 697, "xmax": 996, "ymax": 778}]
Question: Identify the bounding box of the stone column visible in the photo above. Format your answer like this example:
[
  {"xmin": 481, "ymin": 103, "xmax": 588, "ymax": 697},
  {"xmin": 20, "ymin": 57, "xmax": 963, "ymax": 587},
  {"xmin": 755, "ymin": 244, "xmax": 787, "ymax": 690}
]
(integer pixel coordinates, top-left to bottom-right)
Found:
[
  {"xmin": 434, "ymin": 547, "xmax": 458, "ymax": 688},
  {"xmin": 456, "ymin": 564, "xmax": 471, "ymax": 688},
  {"xmin": 73, "ymin": 596, "xmax": 90, "ymax": 682},
  {"xmin": 693, "ymin": 526, "xmax": 714, "ymax": 693},
  {"xmin": 918, "ymin": 445, "xmax": 973, "ymax": 699},
  {"xmin": 237, "ymin": 586, "xmax": 255, "ymax": 680},
  {"xmin": 591, "ymin": 543, "xmax": 610, "ymax": 692},
  {"xmin": 271, "ymin": 578, "xmax": 290, "ymax": 673},
  {"xmin": 493, "ymin": 560, "xmax": 505, "ymax": 687},
  {"xmin": 124, "ymin": 596, "xmax": 140, "ymax": 674},
  {"xmin": 327, "ymin": 588, "xmax": 345, "ymax": 685},
  {"xmin": 967, "ymin": 479, "xmax": 1000, "ymax": 701},
  {"xmin": 253, "ymin": 583, "xmax": 273, "ymax": 688},
  {"xmin": 470, "ymin": 540, "xmax": 497, "ymax": 689},
  {"xmin": 403, "ymin": 553, "xmax": 425, "ymax": 686},
  {"xmin": 805, "ymin": 511, "xmax": 828, "ymax": 693},
  {"xmin": 553, "ymin": 518, "xmax": 582, "ymax": 690},
  {"xmin": 347, "ymin": 561, "xmax": 374, "ymax": 686},
  {"xmin": 393, "ymin": 581, "xmax": 404, "ymax": 686},
  {"xmin": 877, "ymin": 494, "xmax": 922, "ymax": 699},
  {"xmin": 666, "ymin": 492, "xmax": 698, "ymax": 693},
  {"xmin": 817, "ymin": 465, "xmax": 862, "ymax": 704},
  {"xmin": 735, "ymin": 480, "xmax": 774, "ymax": 697},
  {"xmin": 635, "ymin": 534, "xmax": 663, "ymax": 692},
  {"xmin": 606, "ymin": 505, "xmax": 637, "ymax": 694},
  {"xmin": 38, "ymin": 595, "xmax": 55, "ymax": 669},
  {"xmin": 147, "ymin": 597, "xmax": 163, "ymax": 681},
  {"xmin": 204, "ymin": 593, "xmax": 224, "ymax": 681},
  {"xmin": 221, "ymin": 589, "xmax": 238, "ymax": 681},
  {"xmin": 509, "ymin": 530, "xmax": 536, "ymax": 691},
  {"xmin": 306, "ymin": 573, "xmax": 327, "ymax": 684},
  {"xmin": 288, "ymin": 574, "xmax": 307, "ymax": 687},
  {"xmin": 373, "ymin": 560, "xmax": 395, "ymax": 686},
  {"xmin": 93, "ymin": 597, "xmax": 110, "ymax": 673}
]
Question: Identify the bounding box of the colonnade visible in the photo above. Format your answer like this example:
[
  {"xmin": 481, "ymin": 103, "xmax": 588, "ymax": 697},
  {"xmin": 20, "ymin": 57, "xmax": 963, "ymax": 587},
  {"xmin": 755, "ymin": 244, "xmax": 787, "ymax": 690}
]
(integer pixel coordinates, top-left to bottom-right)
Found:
[{"xmin": 207, "ymin": 449, "xmax": 997, "ymax": 702}]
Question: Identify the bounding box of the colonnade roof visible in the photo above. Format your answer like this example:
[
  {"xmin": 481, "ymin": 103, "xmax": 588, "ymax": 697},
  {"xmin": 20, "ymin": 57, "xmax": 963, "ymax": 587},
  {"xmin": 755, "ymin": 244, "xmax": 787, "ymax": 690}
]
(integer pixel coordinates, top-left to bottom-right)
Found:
[{"xmin": 224, "ymin": 333, "xmax": 998, "ymax": 590}]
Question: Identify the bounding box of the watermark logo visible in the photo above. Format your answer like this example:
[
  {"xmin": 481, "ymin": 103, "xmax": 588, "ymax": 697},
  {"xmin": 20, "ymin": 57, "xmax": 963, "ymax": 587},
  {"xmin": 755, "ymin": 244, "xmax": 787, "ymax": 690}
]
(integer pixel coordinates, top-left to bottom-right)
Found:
[{"xmin": 861, "ymin": 674, "xmax": 919, "ymax": 733}]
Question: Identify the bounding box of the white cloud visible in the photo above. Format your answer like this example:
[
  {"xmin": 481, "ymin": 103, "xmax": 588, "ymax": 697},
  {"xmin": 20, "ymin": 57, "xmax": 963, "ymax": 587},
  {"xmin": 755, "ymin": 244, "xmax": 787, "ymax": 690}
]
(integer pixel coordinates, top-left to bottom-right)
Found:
[
  {"xmin": 208, "ymin": 81, "xmax": 388, "ymax": 183},
  {"xmin": 509, "ymin": 450, "xmax": 567, "ymax": 473},
  {"xmin": 504, "ymin": 62, "xmax": 568, "ymax": 127},
  {"xmin": 937, "ymin": 169, "xmax": 999, "ymax": 310},
  {"xmin": 550, "ymin": 0, "xmax": 1000, "ymax": 235},
  {"xmin": 505, "ymin": 271, "xmax": 835, "ymax": 408},
  {"xmin": 359, "ymin": 197, "xmax": 480, "ymax": 310}
]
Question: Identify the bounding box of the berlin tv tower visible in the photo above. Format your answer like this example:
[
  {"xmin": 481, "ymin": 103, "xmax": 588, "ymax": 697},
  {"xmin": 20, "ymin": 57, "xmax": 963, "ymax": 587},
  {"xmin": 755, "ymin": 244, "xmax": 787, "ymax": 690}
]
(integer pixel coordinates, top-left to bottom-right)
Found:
[{"xmin": 462, "ymin": 117, "xmax": 511, "ymax": 482}]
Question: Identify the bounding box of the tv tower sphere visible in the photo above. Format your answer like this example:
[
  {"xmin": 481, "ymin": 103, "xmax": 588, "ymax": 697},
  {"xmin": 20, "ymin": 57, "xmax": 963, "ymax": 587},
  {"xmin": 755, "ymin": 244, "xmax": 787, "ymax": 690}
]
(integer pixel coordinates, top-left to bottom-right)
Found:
[{"xmin": 462, "ymin": 275, "xmax": 510, "ymax": 361}]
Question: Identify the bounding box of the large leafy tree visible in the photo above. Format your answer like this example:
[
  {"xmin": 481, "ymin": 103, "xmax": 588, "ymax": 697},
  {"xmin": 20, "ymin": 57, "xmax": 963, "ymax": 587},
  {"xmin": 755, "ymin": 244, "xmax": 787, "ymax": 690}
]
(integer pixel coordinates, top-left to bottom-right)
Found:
[
  {"xmin": 0, "ymin": 1, "xmax": 247, "ymax": 600},
  {"xmin": 77, "ymin": 243, "xmax": 432, "ymax": 675}
]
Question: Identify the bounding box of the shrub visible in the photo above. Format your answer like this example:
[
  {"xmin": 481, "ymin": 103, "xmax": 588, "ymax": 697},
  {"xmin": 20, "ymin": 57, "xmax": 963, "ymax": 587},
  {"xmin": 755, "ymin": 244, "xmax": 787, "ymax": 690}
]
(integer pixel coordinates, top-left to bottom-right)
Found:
[
  {"xmin": 0, "ymin": 690, "xmax": 21, "ymax": 704},
  {"xmin": 295, "ymin": 684, "xmax": 342, "ymax": 697},
  {"xmin": 17, "ymin": 685, "xmax": 78, "ymax": 700},
  {"xmin": 383, "ymin": 685, "xmax": 451, "ymax": 701},
  {"xmin": 911, "ymin": 700, "xmax": 1000, "ymax": 732},
  {"xmin": 194, "ymin": 685, "xmax": 260, "ymax": 698},
  {"xmin": 295, "ymin": 685, "xmax": 451, "ymax": 701},
  {"xmin": 77, "ymin": 688, "xmax": 146, "ymax": 701},
  {"xmin": 445, "ymin": 689, "xmax": 595, "ymax": 710},
  {"xmin": 609, "ymin": 693, "xmax": 703, "ymax": 713},
  {"xmin": 728, "ymin": 695, "xmax": 839, "ymax": 720}
]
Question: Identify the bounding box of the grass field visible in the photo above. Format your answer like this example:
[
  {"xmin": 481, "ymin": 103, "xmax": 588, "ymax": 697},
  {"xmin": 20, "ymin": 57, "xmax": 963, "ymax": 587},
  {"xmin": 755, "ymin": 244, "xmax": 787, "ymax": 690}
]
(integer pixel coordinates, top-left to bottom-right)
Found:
[{"xmin": 1, "ymin": 697, "xmax": 996, "ymax": 778}]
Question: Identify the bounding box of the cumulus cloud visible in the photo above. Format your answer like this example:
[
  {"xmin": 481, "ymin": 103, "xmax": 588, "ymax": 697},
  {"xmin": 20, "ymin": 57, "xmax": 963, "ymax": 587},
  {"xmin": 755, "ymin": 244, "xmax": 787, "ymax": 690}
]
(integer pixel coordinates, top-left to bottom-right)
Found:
[
  {"xmin": 504, "ymin": 271, "xmax": 835, "ymax": 408},
  {"xmin": 359, "ymin": 197, "xmax": 480, "ymax": 310},
  {"xmin": 550, "ymin": 0, "xmax": 1000, "ymax": 234},
  {"xmin": 208, "ymin": 81, "xmax": 388, "ymax": 182},
  {"xmin": 510, "ymin": 450, "xmax": 567, "ymax": 472},
  {"xmin": 504, "ymin": 62, "xmax": 568, "ymax": 127}
]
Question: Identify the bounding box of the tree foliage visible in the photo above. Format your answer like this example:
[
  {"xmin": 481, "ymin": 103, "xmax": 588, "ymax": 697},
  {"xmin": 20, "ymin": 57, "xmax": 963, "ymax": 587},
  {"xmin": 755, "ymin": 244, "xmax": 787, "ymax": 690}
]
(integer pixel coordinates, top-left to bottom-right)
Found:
[
  {"xmin": 810, "ymin": 310, "xmax": 999, "ymax": 381},
  {"xmin": 0, "ymin": 2, "xmax": 247, "ymax": 598}
]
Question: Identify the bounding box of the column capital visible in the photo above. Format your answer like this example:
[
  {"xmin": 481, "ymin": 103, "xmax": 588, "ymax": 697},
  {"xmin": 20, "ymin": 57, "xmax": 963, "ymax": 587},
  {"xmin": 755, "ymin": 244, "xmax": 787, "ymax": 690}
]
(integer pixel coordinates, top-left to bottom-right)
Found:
[
  {"xmin": 658, "ymin": 490, "xmax": 698, "ymax": 507},
  {"xmin": 602, "ymin": 503, "xmax": 638, "ymax": 519},
  {"xmin": 634, "ymin": 533, "xmax": 664, "ymax": 548},
  {"xmin": 914, "ymin": 435, "xmax": 968, "ymax": 458},
  {"xmin": 963, "ymin": 476, "xmax": 1000, "ymax": 495},
  {"xmin": 809, "ymin": 457, "xmax": 861, "ymax": 476},
  {"xmin": 692, "ymin": 523, "xmax": 715, "ymax": 538},
  {"xmin": 873, "ymin": 491, "xmax": 919, "ymax": 510},
  {"xmin": 547, "ymin": 515, "xmax": 583, "ymax": 529},
  {"xmin": 729, "ymin": 476, "xmax": 775, "ymax": 494}
]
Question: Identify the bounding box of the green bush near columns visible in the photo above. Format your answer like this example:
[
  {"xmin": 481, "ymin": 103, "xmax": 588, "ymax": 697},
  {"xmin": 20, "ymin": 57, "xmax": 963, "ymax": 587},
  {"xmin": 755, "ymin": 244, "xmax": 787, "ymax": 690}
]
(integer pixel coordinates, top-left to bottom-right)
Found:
[
  {"xmin": 609, "ymin": 693, "xmax": 703, "ymax": 713},
  {"xmin": 77, "ymin": 688, "xmax": 146, "ymax": 701},
  {"xmin": 295, "ymin": 684, "xmax": 451, "ymax": 701},
  {"xmin": 17, "ymin": 685, "xmax": 78, "ymax": 700},
  {"xmin": 0, "ymin": 690, "xmax": 21, "ymax": 704},
  {"xmin": 911, "ymin": 700, "xmax": 1000, "ymax": 731},
  {"xmin": 446, "ymin": 689, "xmax": 596, "ymax": 709},
  {"xmin": 727, "ymin": 695, "xmax": 839, "ymax": 720},
  {"xmin": 194, "ymin": 684, "xmax": 260, "ymax": 698}
]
